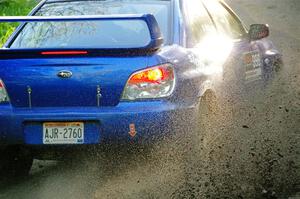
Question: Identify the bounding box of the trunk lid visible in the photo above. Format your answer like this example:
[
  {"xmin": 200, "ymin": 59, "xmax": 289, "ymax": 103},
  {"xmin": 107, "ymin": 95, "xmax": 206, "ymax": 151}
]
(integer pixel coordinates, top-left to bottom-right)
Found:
[{"xmin": 0, "ymin": 56, "xmax": 149, "ymax": 107}]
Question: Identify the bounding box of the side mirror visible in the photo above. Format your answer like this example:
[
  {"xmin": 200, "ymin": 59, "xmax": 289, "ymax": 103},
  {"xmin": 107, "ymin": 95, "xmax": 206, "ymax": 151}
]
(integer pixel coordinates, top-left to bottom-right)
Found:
[{"xmin": 249, "ymin": 24, "xmax": 269, "ymax": 41}]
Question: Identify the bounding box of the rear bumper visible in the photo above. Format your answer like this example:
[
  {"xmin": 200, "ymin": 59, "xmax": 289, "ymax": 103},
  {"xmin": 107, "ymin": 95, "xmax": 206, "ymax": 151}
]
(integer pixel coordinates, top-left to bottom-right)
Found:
[{"xmin": 0, "ymin": 101, "xmax": 196, "ymax": 146}]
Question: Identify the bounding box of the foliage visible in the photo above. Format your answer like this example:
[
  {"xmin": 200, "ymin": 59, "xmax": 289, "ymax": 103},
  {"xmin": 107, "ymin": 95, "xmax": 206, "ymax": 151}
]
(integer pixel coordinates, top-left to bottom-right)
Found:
[{"xmin": 0, "ymin": 0, "xmax": 36, "ymax": 46}]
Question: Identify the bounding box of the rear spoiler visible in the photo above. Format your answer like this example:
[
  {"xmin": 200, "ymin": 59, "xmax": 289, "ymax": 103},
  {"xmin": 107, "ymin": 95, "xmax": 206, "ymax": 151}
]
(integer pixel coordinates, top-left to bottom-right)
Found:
[{"xmin": 0, "ymin": 14, "xmax": 164, "ymax": 58}]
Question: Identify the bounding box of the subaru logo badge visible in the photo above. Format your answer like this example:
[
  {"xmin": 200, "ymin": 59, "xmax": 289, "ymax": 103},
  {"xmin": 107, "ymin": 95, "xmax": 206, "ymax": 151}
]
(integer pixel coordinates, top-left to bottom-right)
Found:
[{"xmin": 57, "ymin": 70, "xmax": 72, "ymax": 78}]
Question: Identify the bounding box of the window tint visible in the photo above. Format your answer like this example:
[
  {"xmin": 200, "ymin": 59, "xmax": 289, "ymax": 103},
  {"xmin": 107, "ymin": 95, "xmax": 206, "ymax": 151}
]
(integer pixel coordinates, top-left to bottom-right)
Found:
[
  {"xmin": 183, "ymin": 0, "xmax": 217, "ymax": 47},
  {"xmin": 10, "ymin": 0, "xmax": 171, "ymax": 48},
  {"xmin": 204, "ymin": 0, "xmax": 245, "ymax": 39}
]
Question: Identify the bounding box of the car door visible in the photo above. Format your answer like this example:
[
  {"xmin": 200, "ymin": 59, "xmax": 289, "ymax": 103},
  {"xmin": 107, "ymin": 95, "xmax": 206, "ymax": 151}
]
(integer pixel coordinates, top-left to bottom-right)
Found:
[{"xmin": 203, "ymin": 0, "xmax": 265, "ymax": 90}]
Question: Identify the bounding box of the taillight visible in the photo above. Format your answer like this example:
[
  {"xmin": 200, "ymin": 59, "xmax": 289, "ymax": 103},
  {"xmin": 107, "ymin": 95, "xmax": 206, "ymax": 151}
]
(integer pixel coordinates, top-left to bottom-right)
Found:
[
  {"xmin": 122, "ymin": 63, "xmax": 175, "ymax": 100},
  {"xmin": 0, "ymin": 79, "xmax": 9, "ymax": 103}
]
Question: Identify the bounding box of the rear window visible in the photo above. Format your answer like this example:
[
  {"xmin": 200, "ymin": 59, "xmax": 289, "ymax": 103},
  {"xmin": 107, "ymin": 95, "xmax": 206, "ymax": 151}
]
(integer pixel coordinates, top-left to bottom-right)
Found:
[
  {"xmin": 9, "ymin": 0, "xmax": 171, "ymax": 49},
  {"xmin": 10, "ymin": 19, "xmax": 151, "ymax": 49}
]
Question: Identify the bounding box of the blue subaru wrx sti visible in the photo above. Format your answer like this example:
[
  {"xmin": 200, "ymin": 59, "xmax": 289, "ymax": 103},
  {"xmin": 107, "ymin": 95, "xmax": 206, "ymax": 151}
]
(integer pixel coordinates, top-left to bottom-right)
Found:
[{"xmin": 0, "ymin": 0, "xmax": 281, "ymax": 176}]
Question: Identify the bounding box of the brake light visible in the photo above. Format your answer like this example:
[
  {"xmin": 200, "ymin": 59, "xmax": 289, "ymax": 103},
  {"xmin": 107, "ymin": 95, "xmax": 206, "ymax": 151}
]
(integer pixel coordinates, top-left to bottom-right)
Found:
[
  {"xmin": 122, "ymin": 63, "xmax": 175, "ymax": 100},
  {"xmin": 128, "ymin": 66, "xmax": 172, "ymax": 84},
  {"xmin": 0, "ymin": 79, "xmax": 9, "ymax": 103},
  {"xmin": 41, "ymin": 51, "xmax": 88, "ymax": 55}
]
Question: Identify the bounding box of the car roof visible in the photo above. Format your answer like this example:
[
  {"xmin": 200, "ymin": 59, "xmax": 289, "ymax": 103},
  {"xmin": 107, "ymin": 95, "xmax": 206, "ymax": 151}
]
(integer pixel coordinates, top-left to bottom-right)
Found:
[
  {"xmin": 45, "ymin": 0, "xmax": 173, "ymax": 3},
  {"xmin": 43, "ymin": 0, "xmax": 224, "ymax": 6}
]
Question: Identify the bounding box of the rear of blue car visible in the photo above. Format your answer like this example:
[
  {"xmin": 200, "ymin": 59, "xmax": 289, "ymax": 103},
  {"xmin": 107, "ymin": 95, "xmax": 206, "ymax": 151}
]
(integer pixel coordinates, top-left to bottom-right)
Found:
[
  {"xmin": 0, "ymin": 0, "xmax": 198, "ymax": 176},
  {"xmin": 0, "ymin": 2, "xmax": 188, "ymax": 144}
]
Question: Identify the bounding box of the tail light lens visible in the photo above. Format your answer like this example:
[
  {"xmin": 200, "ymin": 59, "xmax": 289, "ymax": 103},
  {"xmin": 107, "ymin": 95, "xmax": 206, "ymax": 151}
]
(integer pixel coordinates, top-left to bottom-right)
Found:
[
  {"xmin": 122, "ymin": 63, "xmax": 175, "ymax": 100},
  {"xmin": 0, "ymin": 79, "xmax": 9, "ymax": 103}
]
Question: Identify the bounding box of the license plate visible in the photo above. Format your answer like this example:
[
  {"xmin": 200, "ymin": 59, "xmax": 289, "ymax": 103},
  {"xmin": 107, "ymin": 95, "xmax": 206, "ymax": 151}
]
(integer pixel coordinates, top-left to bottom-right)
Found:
[{"xmin": 43, "ymin": 122, "xmax": 84, "ymax": 144}]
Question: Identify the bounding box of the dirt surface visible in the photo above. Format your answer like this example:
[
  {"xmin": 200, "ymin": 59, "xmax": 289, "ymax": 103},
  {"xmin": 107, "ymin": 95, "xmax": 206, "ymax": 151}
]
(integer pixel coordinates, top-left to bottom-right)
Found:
[
  {"xmin": 0, "ymin": 0, "xmax": 299, "ymax": 198},
  {"xmin": 226, "ymin": 0, "xmax": 300, "ymax": 197}
]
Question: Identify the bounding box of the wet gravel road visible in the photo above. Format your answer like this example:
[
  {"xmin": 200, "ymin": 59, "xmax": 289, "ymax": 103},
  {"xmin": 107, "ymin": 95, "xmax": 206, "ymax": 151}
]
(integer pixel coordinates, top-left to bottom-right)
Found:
[{"xmin": 0, "ymin": 0, "xmax": 299, "ymax": 198}]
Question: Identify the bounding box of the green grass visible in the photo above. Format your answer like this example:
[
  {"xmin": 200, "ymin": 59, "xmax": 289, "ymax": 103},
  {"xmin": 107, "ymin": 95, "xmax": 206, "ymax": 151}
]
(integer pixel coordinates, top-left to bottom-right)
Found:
[{"xmin": 0, "ymin": 0, "xmax": 36, "ymax": 46}]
